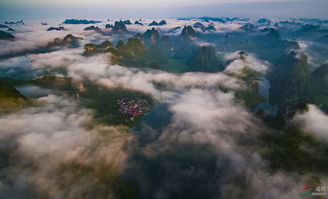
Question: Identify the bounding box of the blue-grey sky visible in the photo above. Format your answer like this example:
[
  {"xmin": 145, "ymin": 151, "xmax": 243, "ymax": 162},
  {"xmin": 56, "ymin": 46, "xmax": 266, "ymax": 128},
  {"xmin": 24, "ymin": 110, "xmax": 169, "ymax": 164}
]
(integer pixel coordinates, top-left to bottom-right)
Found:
[
  {"xmin": 0, "ymin": 0, "xmax": 327, "ymax": 19},
  {"xmin": 0, "ymin": 0, "xmax": 298, "ymax": 7}
]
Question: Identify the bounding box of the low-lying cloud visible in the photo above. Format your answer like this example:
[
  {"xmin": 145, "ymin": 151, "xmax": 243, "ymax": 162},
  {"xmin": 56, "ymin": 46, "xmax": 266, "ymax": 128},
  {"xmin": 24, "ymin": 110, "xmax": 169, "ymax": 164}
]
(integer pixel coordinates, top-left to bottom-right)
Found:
[
  {"xmin": 293, "ymin": 104, "xmax": 328, "ymax": 140},
  {"xmin": 0, "ymin": 94, "xmax": 130, "ymax": 198},
  {"xmin": 1, "ymin": 18, "xmax": 327, "ymax": 199},
  {"xmin": 28, "ymin": 50, "xmax": 243, "ymax": 100},
  {"xmin": 123, "ymin": 87, "xmax": 307, "ymax": 199}
]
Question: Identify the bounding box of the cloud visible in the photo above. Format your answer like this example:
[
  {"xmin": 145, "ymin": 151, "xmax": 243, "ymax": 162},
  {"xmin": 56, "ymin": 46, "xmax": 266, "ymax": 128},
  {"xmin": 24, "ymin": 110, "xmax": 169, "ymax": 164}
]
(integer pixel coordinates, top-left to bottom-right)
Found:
[
  {"xmin": 0, "ymin": 19, "xmax": 115, "ymax": 57},
  {"xmin": 122, "ymin": 87, "xmax": 307, "ymax": 199},
  {"xmin": 224, "ymin": 51, "xmax": 269, "ymax": 75},
  {"xmin": 0, "ymin": 88, "xmax": 311, "ymax": 199},
  {"xmin": 28, "ymin": 50, "xmax": 243, "ymax": 100},
  {"xmin": 296, "ymin": 40, "xmax": 328, "ymax": 68},
  {"xmin": 293, "ymin": 104, "xmax": 328, "ymax": 140},
  {"xmin": 0, "ymin": 56, "xmax": 45, "ymax": 79},
  {"xmin": 0, "ymin": 19, "xmax": 248, "ymax": 60},
  {"xmin": 168, "ymin": 89, "xmax": 250, "ymax": 131},
  {"xmin": 0, "ymin": 94, "xmax": 130, "ymax": 198},
  {"xmin": 211, "ymin": 22, "xmax": 243, "ymax": 33},
  {"xmin": 1, "ymin": 18, "xmax": 327, "ymax": 199},
  {"xmin": 1, "ymin": 39, "xmax": 305, "ymax": 199}
]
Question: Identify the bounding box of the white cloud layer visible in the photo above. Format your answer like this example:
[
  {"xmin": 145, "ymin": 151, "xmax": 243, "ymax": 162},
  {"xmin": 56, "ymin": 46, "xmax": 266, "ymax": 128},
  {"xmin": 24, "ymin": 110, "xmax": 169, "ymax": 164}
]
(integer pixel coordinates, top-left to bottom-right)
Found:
[
  {"xmin": 294, "ymin": 104, "xmax": 328, "ymax": 140},
  {"xmin": 27, "ymin": 49, "xmax": 243, "ymax": 100},
  {"xmin": 0, "ymin": 94, "xmax": 130, "ymax": 198},
  {"xmin": 1, "ymin": 17, "xmax": 327, "ymax": 199}
]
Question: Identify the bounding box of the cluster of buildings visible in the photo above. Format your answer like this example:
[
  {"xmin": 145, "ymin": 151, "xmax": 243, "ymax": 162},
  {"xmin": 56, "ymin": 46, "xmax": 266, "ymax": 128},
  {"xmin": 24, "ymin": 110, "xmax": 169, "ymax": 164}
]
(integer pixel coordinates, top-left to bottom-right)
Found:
[{"xmin": 117, "ymin": 97, "xmax": 150, "ymax": 120}]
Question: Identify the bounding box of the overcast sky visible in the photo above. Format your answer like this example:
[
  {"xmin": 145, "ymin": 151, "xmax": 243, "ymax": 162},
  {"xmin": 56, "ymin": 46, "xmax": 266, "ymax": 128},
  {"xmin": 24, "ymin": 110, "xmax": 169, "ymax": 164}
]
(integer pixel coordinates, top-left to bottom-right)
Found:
[
  {"xmin": 0, "ymin": 0, "xmax": 294, "ymax": 7},
  {"xmin": 0, "ymin": 0, "xmax": 327, "ymax": 19}
]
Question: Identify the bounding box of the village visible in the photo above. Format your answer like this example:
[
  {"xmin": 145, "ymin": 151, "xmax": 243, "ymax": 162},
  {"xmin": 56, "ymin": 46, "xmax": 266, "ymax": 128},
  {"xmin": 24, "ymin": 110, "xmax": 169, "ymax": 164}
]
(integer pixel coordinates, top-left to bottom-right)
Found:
[{"xmin": 116, "ymin": 97, "xmax": 150, "ymax": 120}]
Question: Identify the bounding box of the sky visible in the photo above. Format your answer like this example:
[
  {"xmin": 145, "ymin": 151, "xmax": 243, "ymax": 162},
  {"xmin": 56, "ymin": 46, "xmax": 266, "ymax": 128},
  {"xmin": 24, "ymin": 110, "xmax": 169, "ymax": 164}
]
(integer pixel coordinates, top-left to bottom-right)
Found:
[
  {"xmin": 0, "ymin": 0, "xmax": 293, "ymax": 7},
  {"xmin": 0, "ymin": 0, "xmax": 327, "ymax": 19}
]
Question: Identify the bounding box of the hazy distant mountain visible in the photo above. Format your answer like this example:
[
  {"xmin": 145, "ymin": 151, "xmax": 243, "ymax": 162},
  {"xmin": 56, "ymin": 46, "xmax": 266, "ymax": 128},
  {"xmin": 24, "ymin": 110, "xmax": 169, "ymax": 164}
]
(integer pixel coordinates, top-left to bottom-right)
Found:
[
  {"xmin": 199, "ymin": 17, "xmax": 226, "ymax": 23},
  {"xmin": 193, "ymin": 22, "xmax": 216, "ymax": 32},
  {"xmin": 158, "ymin": 20, "xmax": 167, "ymax": 25},
  {"xmin": 202, "ymin": 24, "xmax": 216, "ymax": 32},
  {"xmin": 257, "ymin": 18, "xmax": 271, "ymax": 25},
  {"xmin": 135, "ymin": 21, "xmax": 143, "ymax": 26},
  {"xmin": 193, "ymin": 22, "xmax": 205, "ymax": 29},
  {"xmin": 123, "ymin": 20, "xmax": 132, "ymax": 25},
  {"xmin": 262, "ymin": 28, "xmax": 282, "ymax": 39},
  {"xmin": 240, "ymin": 23, "xmax": 256, "ymax": 32},
  {"xmin": 4, "ymin": 20, "xmax": 24, "ymax": 25},
  {"xmin": 105, "ymin": 24, "xmax": 113, "ymax": 28},
  {"xmin": 149, "ymin": 20, "xmax": 167, "ymax": 26},
  {"xmin": 63, "ymin": 19, "xmax": 101, "ymax": 24}
]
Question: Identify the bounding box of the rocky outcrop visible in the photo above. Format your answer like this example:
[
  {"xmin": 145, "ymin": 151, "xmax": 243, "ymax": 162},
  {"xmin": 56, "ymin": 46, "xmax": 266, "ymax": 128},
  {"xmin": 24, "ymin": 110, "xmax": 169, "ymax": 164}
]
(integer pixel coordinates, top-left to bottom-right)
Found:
[
  {"xmin": 135, "ymin": 21, "xmax": 143, "ymax": 26},
  {"xmin": 4, "ymin": 20, "xmax": 24, "ymax": 25},
  {"xmin": 83, "ymin": 37, "xmax": 167, "ymax": 69},
  {"xmin": 0, "ymin": 24, "xmax": 9, "ymax": 28},
  {"xmin": 0, "ymin": 30, "xmax": 14, "ymax": 40},
  {"xmin": 187, "ymin": 45, "xmax": 224, "ymax": 72},
  {"xmin": 193, "ymin": 22, "xmax": 215, "ymax": 32},
  {"xmin": 158, "ymin": 20, "xmax": 167, "ymax": 25},
  {"xmin": 143, "ymin": 28, "xmax": 160, "ymax": 43},
  {"xmin": 116, "ymin": 40, "xmax": 126, "ymax": 49},
  {"xmin": 180, "ymin": 26, "xmax": 196, "ymax": 40},
  {"xmin": 123, "ymin": 20, "xmax": 132, "ymax": 25},
  {"xmin": 0, "ymin": 80, "xmax": 28, "ymax": 110},
  {"xmin": 257, "ymin": 18, "xmax": 271, "ymax": 25},
  {"xmin": 312, "ymin": 64, "xmax": 328, "ymax": 95},
  {"xmin": 168, "ymin": 26, "xmax": 181, "ymax": 33},
  {"xmin": 203, "ymin": 24, "xmax": 216, "ymax": 32},
  {"xmin": 193, "ymin": 22, "xmax": 205, "ymax": 29},
  {"xmin": 84, "ymin": 26, "xmax": 102, "ymax": 33},
  {"xmin": 262, "ymin": 28, "xmax": 282, "ymax": 40},
  {"xmin": 47, "ymin": 26, "xmax": 65, "ymax": 31},
  {"xmin": 84, "ymin": 40, "xmax": 118, "ymax": 56},
  {"xmin": 159, "ymin": 35, "xmax": 173, "ymax": 56},
  {"xmin": 48, "ymin": 34, "xmax": 82, "ymax": 48},
  {"xmin": 270, "ymin": 52, "xmax": 314, "ymax": 108},
  {"xmin": 240, "ymin": 23, "xmax": 256, "ymax": 32},
  {"xmin": 112, "ymin": 21, "xmax": 129, "ymax": 34},
  {"xmin": 149, "ymin": 20, "xmax": 167, "ymax": 26},
  {"xmin": 149, "ymin": 21, "xmax": 158, "ymax": 26},
  {"xmin": 105, "ymin": 24, "xmax": 114, "ymax": 28}
]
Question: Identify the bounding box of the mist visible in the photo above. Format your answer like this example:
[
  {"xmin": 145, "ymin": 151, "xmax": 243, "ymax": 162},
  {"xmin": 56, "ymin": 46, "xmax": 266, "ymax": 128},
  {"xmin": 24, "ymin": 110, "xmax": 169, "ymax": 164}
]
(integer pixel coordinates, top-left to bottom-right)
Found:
[{"xmin": 1, "ymin": 9, "xmax": 328, "ymax": 199}]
